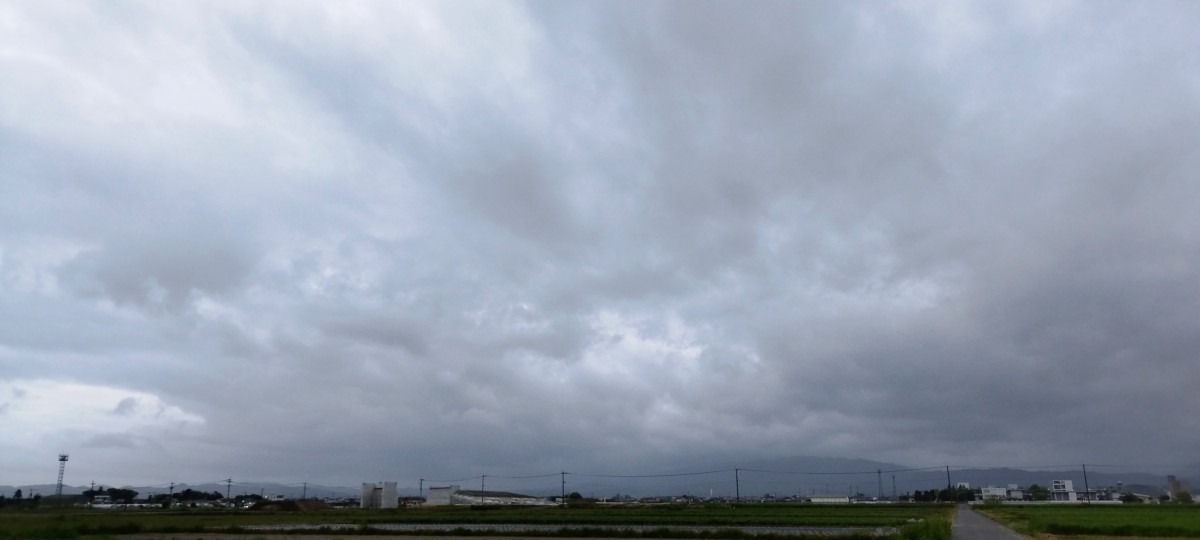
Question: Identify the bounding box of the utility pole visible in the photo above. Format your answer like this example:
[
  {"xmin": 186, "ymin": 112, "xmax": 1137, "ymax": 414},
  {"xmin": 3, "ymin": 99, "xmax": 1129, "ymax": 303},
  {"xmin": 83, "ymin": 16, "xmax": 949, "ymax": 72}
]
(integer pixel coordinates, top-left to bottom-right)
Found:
[
  {"xmin": 877, "ymin": 469, "xmax": 883, "ymax": 501},
  {"xmin": 892, "ymin": 475, "xmax": 896, "ymax": 501},
  {"xmin": 561, "ymin": 472, "xmax": 566, "ymax": 506},
  {"xmin": 945, "ymin": 466, "xmax": 952, "ymax": 501},
  {"xmin": 1082, "ymin": 464, "xmax": 1091, "ymax": 505},
  {"xmin": 419, "ymin": 479, "xmax": 424, "ymax": 501},
  {"xmin": 225, "ymin": 479, "xmax": 232, "ymax": 500},
  {"xmin": 734, "ymin": 469, "xmax": 741, "ymax": 504},
  {"xmin": 480, "ymin": 475, "xmax": 486, "ymax": 504}
]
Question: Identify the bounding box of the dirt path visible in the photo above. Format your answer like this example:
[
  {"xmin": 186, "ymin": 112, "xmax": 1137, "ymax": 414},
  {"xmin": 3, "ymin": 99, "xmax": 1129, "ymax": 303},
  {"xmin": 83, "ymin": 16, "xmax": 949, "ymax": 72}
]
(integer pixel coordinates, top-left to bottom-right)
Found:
[{"xmin": 953, "ymin": 505, "xmax": 1026, "ymax": 540}]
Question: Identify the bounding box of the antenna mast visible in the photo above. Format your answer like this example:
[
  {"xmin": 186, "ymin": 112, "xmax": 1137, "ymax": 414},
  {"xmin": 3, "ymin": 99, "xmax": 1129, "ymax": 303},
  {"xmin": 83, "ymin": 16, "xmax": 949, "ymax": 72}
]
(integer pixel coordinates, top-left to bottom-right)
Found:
[{"xmin": 56, "ymin": 454, "xmax": 69, "ymax": 498}]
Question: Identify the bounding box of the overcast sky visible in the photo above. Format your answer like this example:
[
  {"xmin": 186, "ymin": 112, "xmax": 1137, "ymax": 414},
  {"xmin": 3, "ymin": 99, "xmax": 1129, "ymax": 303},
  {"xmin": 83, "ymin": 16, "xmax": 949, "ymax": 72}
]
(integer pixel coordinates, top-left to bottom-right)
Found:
[{"xmin": 3, "ymin": 0, "xmax": 1200, "ymax": 491}]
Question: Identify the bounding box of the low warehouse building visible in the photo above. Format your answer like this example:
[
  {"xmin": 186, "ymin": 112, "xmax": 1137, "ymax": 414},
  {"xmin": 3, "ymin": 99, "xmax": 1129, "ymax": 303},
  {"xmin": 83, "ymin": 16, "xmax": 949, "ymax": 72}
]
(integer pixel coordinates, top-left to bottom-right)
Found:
[
  {"xmin": 424, "ymin": 484, "xmax": 552, "ymax": 506},
  {"xmin": 361, "ymin": 482, "xmax": 398, "ymax": 509}
]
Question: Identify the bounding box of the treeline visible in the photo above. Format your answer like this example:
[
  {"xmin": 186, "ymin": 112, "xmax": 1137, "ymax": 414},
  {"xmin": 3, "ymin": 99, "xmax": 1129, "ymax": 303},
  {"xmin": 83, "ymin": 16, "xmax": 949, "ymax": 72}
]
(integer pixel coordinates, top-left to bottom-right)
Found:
[
  {"xmin": 0, "ymin": 489, "xmax": 41, "ymax": 508},
  {"xmin": 82, "ymin": 487, "xmax": 139, "ymax": 503},
  {"xmin": 83, "ymin": 486, "xmax": 223, "ymax": 504},
  {"xmin": 147, "ymin": 488, "xmax": 224, "ymax": 504},
  {"xmin": 0, "ymin": 486, "xmax": 228, "ymax": 509},
  {"xmin": 907, "ymin": 484, "xmax": 1052, "ymax": 502},
  {"xmin": 908, "ymin": 486, "xmax": 975, "ymax": 503}
]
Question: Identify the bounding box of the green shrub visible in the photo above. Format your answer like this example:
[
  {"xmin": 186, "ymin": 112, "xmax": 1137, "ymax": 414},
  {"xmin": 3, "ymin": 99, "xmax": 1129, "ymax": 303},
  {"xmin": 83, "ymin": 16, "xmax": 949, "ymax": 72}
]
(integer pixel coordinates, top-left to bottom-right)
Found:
[{"xmin": 897, "ymin": 518, "xmax": 951, "ymax": 540}]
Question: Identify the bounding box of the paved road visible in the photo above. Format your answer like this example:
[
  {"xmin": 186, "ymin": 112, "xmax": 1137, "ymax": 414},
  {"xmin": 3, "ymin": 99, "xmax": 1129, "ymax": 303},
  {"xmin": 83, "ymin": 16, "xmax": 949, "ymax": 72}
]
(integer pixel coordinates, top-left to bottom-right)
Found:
[{"xmin": 953, "ymin": 505, "xmax": 1025, "ymax": 540}]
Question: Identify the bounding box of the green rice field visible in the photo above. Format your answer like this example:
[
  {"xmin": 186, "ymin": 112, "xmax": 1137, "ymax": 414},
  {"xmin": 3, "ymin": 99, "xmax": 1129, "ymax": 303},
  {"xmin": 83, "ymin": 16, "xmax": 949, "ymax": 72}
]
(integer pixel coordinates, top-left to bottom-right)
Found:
[
  {"xmin": 977, "ymin": 504, "xmax": 1200, "ymax": 537},
  {"xmin": 0, "ymin": 503, "xmax": 952, "ymax": 539}
]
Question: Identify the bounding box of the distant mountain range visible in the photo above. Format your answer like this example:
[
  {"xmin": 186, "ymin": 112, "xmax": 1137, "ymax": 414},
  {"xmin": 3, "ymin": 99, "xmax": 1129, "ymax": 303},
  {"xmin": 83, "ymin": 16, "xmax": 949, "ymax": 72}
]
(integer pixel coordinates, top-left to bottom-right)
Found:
[
  {"xmin": 667, "ymin": 457, "xmax": 1184, "ymax": 499},
  {"xmin": 3, "ymin": 456, "xmax": 1191, "ymax": 501}
]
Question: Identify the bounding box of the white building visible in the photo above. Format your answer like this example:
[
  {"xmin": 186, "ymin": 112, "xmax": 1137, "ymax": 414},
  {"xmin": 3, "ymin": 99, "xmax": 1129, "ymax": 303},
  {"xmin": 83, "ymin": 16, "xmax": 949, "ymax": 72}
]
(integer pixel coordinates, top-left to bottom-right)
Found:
[
  {"xmin": 1050, "ymin": 480, "xmax": 1077, "ymax": 502},
  {"xmin": 425, "ymin": 485, "xmax": 459, "ymax": 506},
  {"xmin": 424, "ymin": 485, "xmax": 553, "ymax": 506},
  {"xmin": 809, "ymin": 496, "xmax": 851, "ymax": 504},
  {"xmin": 361, "ymin": 482, "xmax": 398, "ymax": 509},
  {"xmin": 979, "ymin": 487, "xmax": 1008, "ymax": 500}
]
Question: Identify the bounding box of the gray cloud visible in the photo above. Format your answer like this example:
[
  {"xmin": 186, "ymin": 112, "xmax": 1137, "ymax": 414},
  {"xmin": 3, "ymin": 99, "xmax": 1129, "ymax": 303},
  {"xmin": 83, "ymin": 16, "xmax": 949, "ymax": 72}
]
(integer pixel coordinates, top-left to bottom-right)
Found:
[
  {"xmin": 83, "ymin": 432, "xmax": 143, "ymax": 449},
  {"xmin": 2, "ymin": 1, "xmax": 1199, "ymax": 488},
  {"xmin": 112, "ymin": 397, "xmax": 140, "ymax": 416}
]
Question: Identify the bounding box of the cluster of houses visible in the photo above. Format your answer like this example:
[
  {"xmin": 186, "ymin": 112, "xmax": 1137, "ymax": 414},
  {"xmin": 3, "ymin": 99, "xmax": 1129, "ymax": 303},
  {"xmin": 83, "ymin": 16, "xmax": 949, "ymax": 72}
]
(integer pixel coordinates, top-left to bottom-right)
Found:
[
  {"xmin": 357, "ymin": 479, "xmax": 1178, "ymax": 508},
  {"xmin": 77, "ymin": 477, "xmax": 1189, "ymax": 510},
  {"xmin": 970, "ymin": 480, "xmax": 1166, "ymax": 504},
  {"xmin": 78, "ymin": 478, "xmax": 1189, "ymax": 509}
]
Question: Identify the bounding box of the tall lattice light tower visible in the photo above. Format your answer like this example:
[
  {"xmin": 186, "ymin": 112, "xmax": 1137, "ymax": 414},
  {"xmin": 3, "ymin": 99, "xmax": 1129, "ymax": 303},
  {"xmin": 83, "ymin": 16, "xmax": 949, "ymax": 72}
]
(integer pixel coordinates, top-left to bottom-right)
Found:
[{"xmin": 56, "ymin": 454, "xmax": 69, "ymax": 498}]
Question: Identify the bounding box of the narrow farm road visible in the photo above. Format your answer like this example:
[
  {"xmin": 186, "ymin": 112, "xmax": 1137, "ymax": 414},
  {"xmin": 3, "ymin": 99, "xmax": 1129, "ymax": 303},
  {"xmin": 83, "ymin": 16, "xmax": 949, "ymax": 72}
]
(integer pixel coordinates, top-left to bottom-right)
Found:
[{"xmin": 953, "ymin": 505, "xmax": 1025, "ymax": 540}]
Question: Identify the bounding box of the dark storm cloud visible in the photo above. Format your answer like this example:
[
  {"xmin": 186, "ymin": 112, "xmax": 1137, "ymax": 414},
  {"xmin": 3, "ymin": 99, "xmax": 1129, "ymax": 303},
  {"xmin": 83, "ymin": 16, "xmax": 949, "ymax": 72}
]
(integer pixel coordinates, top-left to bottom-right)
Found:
[
  {"xmin": 2, "ymin": 1, "xmax": 1200, "ymax": 487},
  {"xmin": 60, "ymin": 221, "xmax": 258, "ymax": 310}
]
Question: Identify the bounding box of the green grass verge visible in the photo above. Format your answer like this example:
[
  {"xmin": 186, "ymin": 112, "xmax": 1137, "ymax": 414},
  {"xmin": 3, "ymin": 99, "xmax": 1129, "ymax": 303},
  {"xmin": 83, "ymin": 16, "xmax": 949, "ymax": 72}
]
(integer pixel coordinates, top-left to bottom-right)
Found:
[
  {"xmin": 898, "ymin": 517, "xmax": 951, "ymax": 540},
  {"xmin": 977, "ymin": 505, "xmax": 1200, "ymax": 537}
]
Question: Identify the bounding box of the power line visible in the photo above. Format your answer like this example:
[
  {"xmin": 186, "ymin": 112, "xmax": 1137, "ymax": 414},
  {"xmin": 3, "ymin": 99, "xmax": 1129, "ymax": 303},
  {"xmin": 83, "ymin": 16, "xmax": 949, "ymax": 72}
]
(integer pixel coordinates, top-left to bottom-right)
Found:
[
  {"xmin": 423, "ymin": 475, "xmax": 484, "ymax": 484},
  {"xmin": 487, "ymin": 472, "xmax": 561, "ymax": 479},
  {"xmin": 739, "ymin": 465, "xmax": 944, "ymax": 475},
  {"xmin": 570, "ymin": 469, "xmax": 731, "ymax": 478},
  {"xmin": 946, "ymin": 463, "xmax": 1088, "ymax": 470}
]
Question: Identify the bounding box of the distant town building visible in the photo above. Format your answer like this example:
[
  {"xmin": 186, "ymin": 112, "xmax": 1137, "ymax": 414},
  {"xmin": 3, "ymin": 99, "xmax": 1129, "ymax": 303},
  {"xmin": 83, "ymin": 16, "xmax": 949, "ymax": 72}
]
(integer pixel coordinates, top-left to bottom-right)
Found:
[
  {"xmin": 809, "ymin": 495, "xmax": 851, "ymax": 504},
  {"xmin": 979, "ymin": 487, "xmax": 1007, "ymax": 500},
  {"xmin": 360, "ymin": 482, "xmax": 397, "ymax": 509},
  {"xmin": 425, "ymin": 485, "xmax": 458, "ymax": 506},
  {"xmin": 423, "ymin": 484, "xmax": 551, "ymax": 506},
  {"xmin": 1167, "ymin": 475, "xmax": 1190, "ymax": 499},
  {"xmin": 1050, "ymin": 480, "xmax": 1077, "ymax": 502}
]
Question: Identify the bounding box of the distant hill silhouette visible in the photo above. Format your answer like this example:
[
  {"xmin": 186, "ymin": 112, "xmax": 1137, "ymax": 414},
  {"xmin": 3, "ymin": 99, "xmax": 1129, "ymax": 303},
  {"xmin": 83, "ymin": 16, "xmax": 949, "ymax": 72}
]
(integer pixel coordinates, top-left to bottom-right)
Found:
[{"xmin": 2, "ymin": 457, "xmax": 1189, "ymax": 501}]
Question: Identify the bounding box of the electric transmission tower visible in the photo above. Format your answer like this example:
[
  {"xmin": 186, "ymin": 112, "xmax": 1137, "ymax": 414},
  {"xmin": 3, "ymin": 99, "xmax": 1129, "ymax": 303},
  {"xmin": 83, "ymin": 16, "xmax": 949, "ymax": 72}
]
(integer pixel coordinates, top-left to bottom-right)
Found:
[{"xmin": 56, "ymin": 454, "xmax": 69, "ymax": 498}]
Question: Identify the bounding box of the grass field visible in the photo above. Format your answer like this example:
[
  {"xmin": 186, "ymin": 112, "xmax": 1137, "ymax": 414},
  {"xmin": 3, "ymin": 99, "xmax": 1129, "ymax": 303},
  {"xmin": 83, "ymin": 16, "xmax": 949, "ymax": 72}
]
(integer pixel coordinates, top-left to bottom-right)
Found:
[
  {"xmin": 0, "ymin": 503, "xmax": 952, "ymax": 539},
  {"xmin": 977, "ymin": 504, "xmax": 1200, "ymax": 537}
]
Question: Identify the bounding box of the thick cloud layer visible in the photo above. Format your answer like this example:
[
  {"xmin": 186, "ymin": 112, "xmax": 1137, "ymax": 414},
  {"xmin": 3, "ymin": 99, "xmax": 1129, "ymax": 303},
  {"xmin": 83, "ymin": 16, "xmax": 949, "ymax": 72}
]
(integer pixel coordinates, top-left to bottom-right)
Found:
[{"xmin": 3, "ymin": 1, "xmax": 1199, "ymax": 488}]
